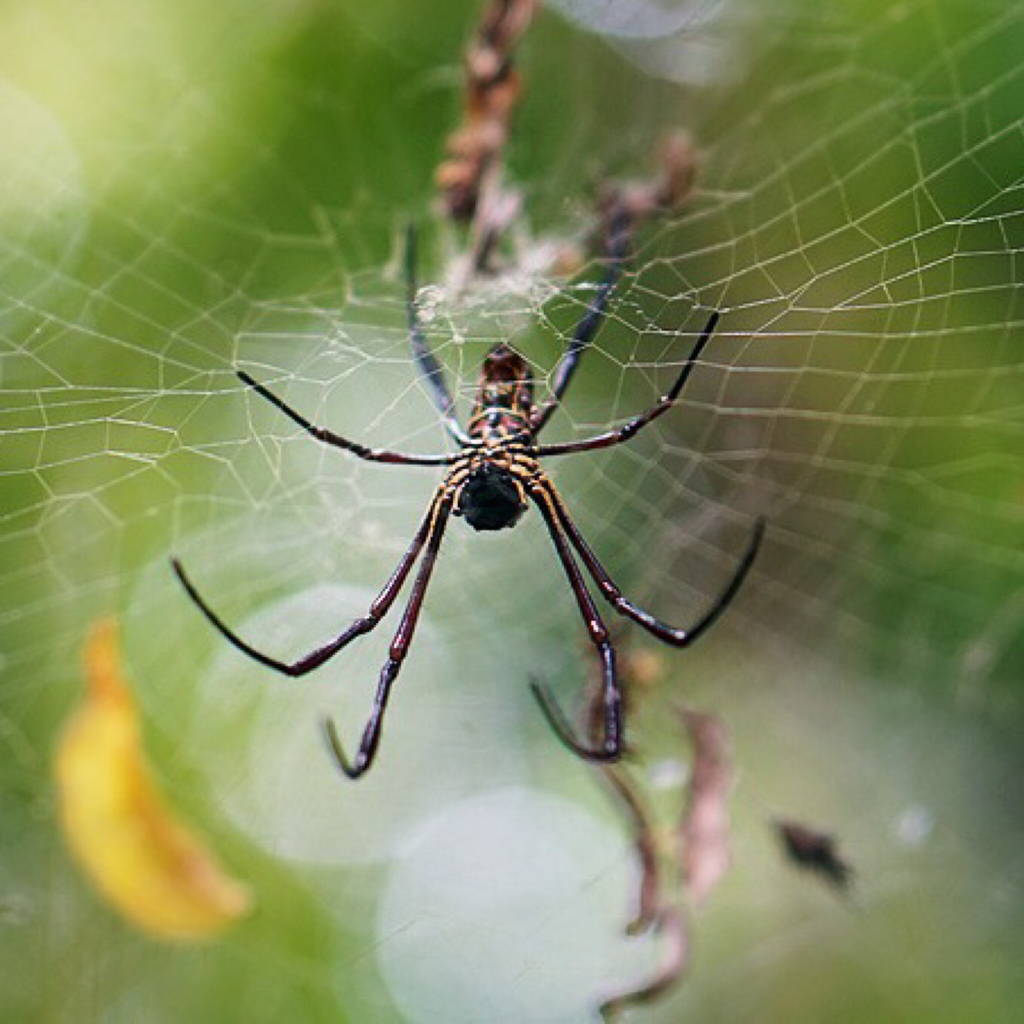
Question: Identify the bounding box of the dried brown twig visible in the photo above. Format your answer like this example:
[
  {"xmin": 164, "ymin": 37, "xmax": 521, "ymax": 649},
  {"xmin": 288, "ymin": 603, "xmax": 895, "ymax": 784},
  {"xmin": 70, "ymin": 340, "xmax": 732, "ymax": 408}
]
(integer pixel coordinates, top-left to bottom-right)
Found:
[
  {"xmin": 580, "ymin": 637, "xmax": 734, "ymax": 1020},
  {"xmin": 436, "ymin": 0, "xmax": 539, "ymax": 277},
  {"xmin": 436, "ymin": 3, "xmax": 698, "ymax": 283},
  {"xmin": 598, "ymin": 130, "xmax": 698, "ymax": 228},
  {"xmin": 596, "ymin": 702, "xmax": 735, "ymax": 1019},
  {"xmin": 599, "ymin": 905, "xmax": 691, "ymax": 1019},
  {"xmin": 597, "ymin": 757, "xmax": 663, "ymax": 938}
]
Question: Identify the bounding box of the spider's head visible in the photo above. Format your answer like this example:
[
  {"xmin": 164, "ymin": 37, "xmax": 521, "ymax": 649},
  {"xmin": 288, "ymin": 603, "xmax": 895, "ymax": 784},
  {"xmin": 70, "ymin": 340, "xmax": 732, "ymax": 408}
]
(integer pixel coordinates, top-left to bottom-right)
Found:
[{"xmin": 455, "ymin": 464, "xmax": 527, "ymax": 532}]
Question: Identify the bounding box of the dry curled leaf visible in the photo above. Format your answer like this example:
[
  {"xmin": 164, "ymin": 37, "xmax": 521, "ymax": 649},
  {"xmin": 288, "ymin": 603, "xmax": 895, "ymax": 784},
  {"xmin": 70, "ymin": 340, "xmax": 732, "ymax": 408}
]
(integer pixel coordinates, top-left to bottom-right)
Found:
[
  {"xmin": 677, "ymin": 709, "xmax": 733, "ymax": 907},
  {"xmin": 55, "ymin": 619, "xmax": 251, "ymax": 939}
]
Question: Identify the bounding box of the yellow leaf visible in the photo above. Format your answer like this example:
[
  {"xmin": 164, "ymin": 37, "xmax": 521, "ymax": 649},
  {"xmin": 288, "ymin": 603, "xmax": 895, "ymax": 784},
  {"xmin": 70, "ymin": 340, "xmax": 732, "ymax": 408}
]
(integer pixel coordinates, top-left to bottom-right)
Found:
[{"xmin": 55, "ymin": 618, "xmax": 251, "ymax": 939}]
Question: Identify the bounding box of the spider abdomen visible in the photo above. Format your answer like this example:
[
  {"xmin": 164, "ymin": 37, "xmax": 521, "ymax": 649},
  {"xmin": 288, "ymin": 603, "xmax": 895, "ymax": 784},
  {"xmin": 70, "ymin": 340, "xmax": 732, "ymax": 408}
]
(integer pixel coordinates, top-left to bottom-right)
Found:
[{"xmin": 455, "ymin": 464, "xmax": 527, "ymax": 531}]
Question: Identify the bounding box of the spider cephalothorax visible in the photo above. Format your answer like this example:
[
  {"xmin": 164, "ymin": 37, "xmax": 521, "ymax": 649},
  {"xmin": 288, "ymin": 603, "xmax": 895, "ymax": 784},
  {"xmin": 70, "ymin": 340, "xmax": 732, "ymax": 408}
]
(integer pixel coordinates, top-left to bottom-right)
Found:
[
  {"xmin": 173, "ymin": 224, "xmax": 764, "ymax": 779},
  {"xmin": 467, "ymin": 343, "xmax": 535, "ymax": 439}
]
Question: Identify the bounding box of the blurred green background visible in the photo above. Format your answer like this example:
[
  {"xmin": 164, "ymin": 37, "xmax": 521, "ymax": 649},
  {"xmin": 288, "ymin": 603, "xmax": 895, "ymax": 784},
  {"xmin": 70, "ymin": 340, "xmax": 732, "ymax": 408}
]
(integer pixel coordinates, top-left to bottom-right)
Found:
[{"xmin": 1, "ymin": 0, "xmax": 1022, "ymax": 1021}]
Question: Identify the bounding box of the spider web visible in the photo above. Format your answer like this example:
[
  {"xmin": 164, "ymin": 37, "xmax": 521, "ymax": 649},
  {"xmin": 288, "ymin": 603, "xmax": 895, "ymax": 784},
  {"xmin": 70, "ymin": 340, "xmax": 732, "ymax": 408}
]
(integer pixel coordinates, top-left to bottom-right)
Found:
[{"xmin": 2, "ymin": 0, "xmax": 1022, "ymax": 1021}]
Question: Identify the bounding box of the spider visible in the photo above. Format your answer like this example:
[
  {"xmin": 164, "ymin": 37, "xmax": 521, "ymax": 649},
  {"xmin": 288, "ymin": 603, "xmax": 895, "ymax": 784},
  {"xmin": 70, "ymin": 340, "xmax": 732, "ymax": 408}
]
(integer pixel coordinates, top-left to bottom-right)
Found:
[{"xmin": 172, "ymin": 219, "xmax": 764, "ymax": 779}]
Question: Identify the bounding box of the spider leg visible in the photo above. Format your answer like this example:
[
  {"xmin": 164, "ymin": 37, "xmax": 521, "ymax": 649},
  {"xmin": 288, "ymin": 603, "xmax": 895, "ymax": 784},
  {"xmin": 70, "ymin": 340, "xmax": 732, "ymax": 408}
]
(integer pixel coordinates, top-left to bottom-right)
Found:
[
  {"xmin": 170, "ymin": 492, "xmax": 443, "ymax": 677},
  {"xmin": 526, "ymin": 479, "xmax": 622, "ymax": 763},
  {"xmin": 531, "ymin": 205, "xmax": 631, "ymax": 435},
  {"xmin": 544, "ymin": 480, "xmax": 765, "ymax": 648},
  {"xmin": 237, "ymin": 371, "xmax": 458, "ymax": 466},
  {"xmin": 405, "ymin": 225, "xmax": 471, "ymax": 445},
  {"xmin": 535, "ymin": 310, "xmax": 720, "ymax": 457},
  {"xmin": 323, "ymin": 493, "xmax": 454, "ymax": 778}
]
